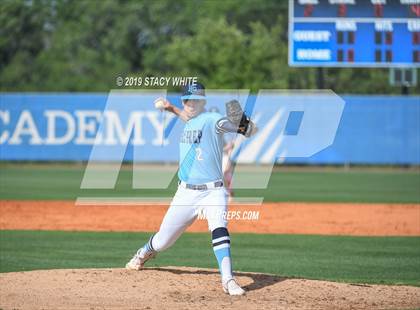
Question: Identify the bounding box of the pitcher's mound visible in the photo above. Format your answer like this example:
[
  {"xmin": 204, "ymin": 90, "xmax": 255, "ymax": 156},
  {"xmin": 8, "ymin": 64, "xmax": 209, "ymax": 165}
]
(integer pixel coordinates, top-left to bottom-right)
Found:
[{"xmin": 0, "ymin": 267, "xmax": 419, "ymax": 310}]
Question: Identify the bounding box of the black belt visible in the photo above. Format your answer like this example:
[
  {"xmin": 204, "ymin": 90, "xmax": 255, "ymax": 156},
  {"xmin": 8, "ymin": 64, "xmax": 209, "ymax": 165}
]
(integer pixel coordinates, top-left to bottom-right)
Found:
[{"xmin": 179, "ymin": 180, "xmax": 223, "ymax": 190}]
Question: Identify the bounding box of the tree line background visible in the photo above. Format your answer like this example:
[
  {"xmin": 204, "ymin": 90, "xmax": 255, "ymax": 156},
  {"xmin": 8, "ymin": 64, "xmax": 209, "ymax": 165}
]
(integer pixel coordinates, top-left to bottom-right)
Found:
[{"xmin": 1, "ymin": 0, "xmax": 419, "ymax": 94}]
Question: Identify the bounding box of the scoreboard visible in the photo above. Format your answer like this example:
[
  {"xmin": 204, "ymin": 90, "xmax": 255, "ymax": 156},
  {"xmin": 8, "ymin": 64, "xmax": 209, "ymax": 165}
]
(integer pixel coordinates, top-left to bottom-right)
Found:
[{"xmin": 289, "ymin": 0, "xmax": 420, "ymax": 67}]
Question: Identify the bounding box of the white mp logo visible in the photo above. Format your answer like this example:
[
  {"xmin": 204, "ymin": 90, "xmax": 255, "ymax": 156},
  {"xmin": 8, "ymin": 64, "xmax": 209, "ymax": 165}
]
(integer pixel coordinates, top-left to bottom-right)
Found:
[{"xmin": 79, "ymin": 90, "xmax": 345, "ymax": 203}]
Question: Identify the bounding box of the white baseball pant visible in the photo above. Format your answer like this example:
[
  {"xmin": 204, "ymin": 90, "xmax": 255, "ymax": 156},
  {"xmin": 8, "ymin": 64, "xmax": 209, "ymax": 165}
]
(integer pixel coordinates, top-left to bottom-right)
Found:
[{"xmin": 151, "ymin": 183, "xmax": 228, "ymax": 252}]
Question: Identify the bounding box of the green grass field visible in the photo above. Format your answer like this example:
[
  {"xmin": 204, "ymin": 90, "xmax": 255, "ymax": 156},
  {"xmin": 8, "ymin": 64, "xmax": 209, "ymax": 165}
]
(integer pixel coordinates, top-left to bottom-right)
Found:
[
  {"xmin": 0, "ymin": 163, "xmax": 419, "ymax": 286},
  {"xmin": 1, "ymin": 230, "xmax": 419, "ymax": 286},
  {"xmin": 1, "ymin": 163, "xmax": 419, "ymax": 203}
]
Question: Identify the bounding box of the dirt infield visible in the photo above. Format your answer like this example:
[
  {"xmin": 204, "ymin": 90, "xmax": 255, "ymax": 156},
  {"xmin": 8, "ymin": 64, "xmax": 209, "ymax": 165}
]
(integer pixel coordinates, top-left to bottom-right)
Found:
[
  {"xmin": 1, "ymin": 267, "xmax": 419, "ymax": 310},
  {"xmin": 1, "ymin": 200, "xmax": 420, "ymax": 309},
  {"xmin": 0, "ymin": 200, "xmax": 419, "ymax": 236}
]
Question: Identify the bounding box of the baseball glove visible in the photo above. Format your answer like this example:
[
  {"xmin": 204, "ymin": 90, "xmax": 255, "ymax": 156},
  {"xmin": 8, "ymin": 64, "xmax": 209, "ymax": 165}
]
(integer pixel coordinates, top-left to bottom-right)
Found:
[{"xmin": 225, "ymin": 100, "xmax": 255, "ymax": 137}]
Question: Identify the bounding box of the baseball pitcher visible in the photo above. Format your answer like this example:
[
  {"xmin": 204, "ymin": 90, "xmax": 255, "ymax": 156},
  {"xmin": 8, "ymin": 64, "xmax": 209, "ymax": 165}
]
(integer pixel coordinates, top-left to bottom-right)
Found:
[{"xmin": 126, "ymin": 82, "xmax": 257, "ymax": 296}]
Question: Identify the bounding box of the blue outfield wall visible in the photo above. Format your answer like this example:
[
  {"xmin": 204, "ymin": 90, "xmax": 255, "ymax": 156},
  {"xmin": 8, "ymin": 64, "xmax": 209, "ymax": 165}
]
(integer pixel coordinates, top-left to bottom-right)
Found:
[
  {"xmin": 0, "ymin": 93, "xmax": 419, "ymax": 165},
  {"xmin": 299, "ymin": 95, "xmax": 420, "ymax": 165}
]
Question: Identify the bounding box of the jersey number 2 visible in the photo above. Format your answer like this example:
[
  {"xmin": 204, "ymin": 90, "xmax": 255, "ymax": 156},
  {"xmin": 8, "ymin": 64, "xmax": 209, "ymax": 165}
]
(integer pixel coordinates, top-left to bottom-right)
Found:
[{"xmin": 195, "ymin": 147, "xmax": 203, "ymax": 161}]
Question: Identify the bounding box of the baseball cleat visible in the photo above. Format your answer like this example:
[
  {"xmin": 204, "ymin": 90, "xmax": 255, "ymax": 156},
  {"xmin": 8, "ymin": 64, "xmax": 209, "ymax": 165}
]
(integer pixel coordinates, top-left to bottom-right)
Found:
[
  {"xmin": 222, "ymin": 278, "xmax": 246, "ymax": 296},
  {"xmin": 125, "ymin": 247, "xmax": 157, "ymax": 270}
]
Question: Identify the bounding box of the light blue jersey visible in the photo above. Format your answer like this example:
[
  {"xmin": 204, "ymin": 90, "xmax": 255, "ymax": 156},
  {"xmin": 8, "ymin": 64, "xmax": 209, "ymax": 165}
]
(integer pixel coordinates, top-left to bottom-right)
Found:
[{"xmin": 178, "ymin": 112, "xmax": 224, "ymax": 184}]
